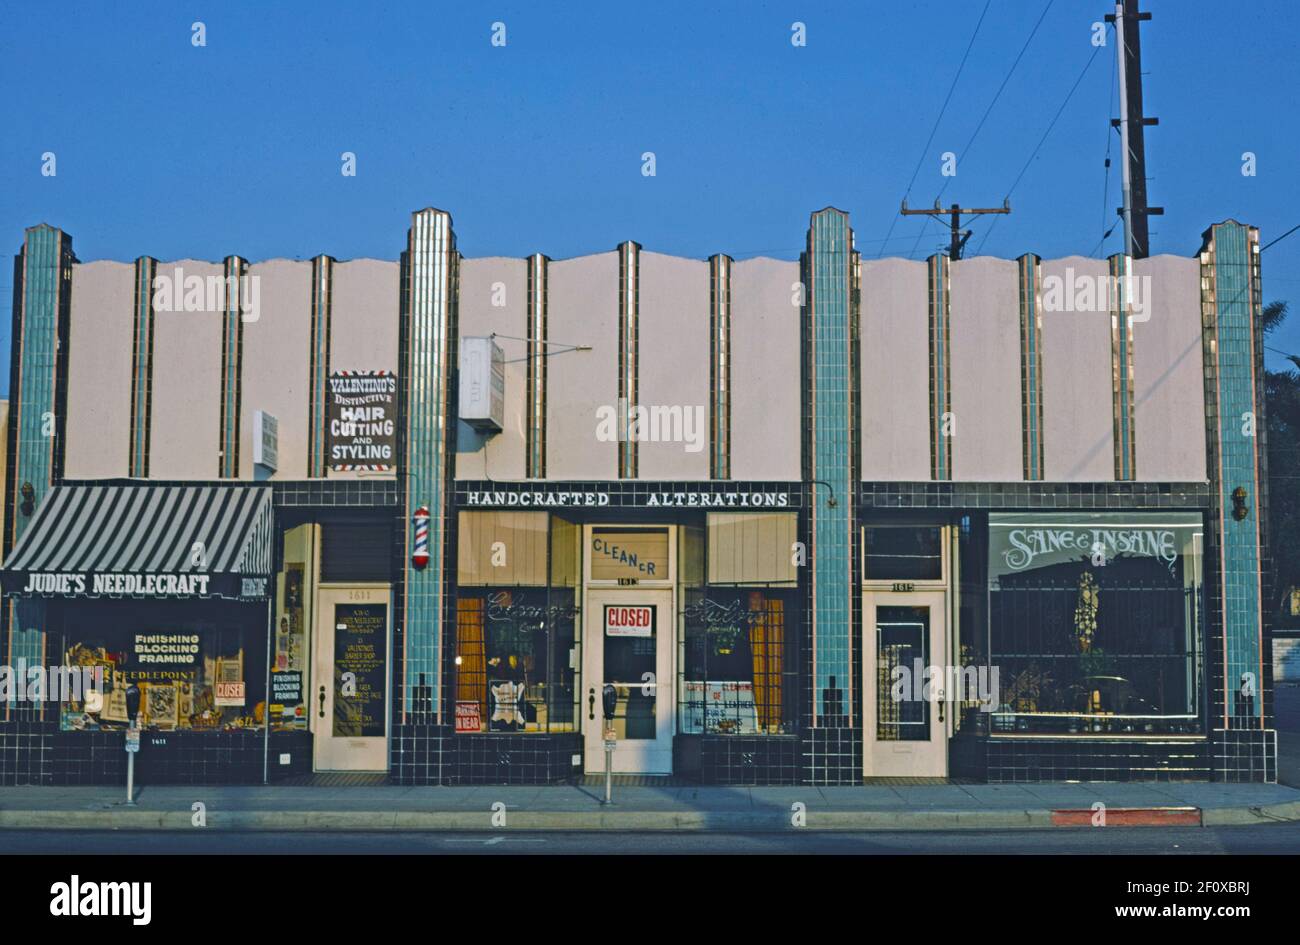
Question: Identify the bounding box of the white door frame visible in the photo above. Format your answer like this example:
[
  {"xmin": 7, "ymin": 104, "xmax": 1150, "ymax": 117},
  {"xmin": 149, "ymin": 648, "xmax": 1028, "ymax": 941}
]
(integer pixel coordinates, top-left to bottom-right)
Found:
[
  {"xmin": 312, "ymin": 583, "xmax": 392, "ymax": 772},
  {"xmin": 581, "ymin": 524, "xmax": 677, "ymax": 775},
  {"xmin": 863, "ymin": 588, "xmax": 949, "ymax": 777}
]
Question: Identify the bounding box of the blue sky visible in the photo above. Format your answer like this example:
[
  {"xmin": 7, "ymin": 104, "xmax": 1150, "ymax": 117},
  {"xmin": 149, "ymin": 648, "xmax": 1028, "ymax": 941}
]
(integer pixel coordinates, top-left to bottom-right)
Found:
[{"xmin": 2, "ymin": 0, "xmax": 1298, "ymax": 380}]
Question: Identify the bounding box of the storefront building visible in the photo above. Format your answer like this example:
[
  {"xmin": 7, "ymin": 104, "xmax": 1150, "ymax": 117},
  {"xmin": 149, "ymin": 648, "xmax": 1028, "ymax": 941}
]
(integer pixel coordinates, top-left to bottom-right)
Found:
[{"xmin": 0, "ymin": 209, "xmax": 1275, "ymax": 785}]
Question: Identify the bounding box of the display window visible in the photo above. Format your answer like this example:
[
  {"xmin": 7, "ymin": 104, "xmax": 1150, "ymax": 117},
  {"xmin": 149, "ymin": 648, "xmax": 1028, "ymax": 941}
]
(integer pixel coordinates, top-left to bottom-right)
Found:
[
  {"xmin": 678, "ymin": 512, "xmax": 800, "ymax": 736},
  {"xmin": 680, "ymin": 587, "xmax": 797, "ymax": 735},
  {"xmin": 269, "ymin": 552, "xmax": 310, "ymax": 733},
  {"xmin": 50, "ymin": 600, "xmax": 268, "ymax": 733},
  {"xmin": 454, "ymin": 510, "xmax": 580, "ymax": 733},
  {"xmin": 454, "ymin": 588, "xmax": 578, "ymax": 732},
  {"xmin": 986, "ymin": 512, "xmax": 1205, "ymax": 735}
]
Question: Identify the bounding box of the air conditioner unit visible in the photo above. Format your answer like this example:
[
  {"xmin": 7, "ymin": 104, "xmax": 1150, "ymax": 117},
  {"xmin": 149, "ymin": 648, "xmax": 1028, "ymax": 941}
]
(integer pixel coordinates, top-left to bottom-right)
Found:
[{"xmin": 459, "ymin": 336, "xmax": 504, "ymax": 433}]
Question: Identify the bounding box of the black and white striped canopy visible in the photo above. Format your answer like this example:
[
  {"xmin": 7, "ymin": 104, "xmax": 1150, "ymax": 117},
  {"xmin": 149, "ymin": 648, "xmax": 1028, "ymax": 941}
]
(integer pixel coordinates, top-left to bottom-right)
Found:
[{"xmin": 2, "ymin": 484, "xmax": 274, "ymax": 600}]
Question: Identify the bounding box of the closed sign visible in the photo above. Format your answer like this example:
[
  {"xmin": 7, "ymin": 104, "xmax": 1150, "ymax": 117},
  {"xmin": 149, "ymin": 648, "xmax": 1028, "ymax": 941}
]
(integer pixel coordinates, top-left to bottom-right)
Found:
[{"xmin": 605, "ymin": 605, "xmax": 654, "ymax": 638}]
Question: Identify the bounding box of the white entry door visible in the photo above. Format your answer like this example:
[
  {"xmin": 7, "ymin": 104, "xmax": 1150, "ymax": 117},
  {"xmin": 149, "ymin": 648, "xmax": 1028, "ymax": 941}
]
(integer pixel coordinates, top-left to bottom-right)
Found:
[
  {"xmin": 583, "ymin": 588, "xmax": 674, "ymax": 774},
  {"xmin": 312, "ymin": 585, "xmax": 391, "ymax": 772},
  {"xmin": 863, "ymin": 590, "xmax": 949, "ymax": 777}
]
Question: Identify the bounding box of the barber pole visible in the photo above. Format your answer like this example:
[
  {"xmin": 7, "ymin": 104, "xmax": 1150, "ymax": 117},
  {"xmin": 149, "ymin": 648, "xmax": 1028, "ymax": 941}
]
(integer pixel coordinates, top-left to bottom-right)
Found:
[{"xmin": 412, "ymin": 505, "xmax": 430, "ymax": 569}]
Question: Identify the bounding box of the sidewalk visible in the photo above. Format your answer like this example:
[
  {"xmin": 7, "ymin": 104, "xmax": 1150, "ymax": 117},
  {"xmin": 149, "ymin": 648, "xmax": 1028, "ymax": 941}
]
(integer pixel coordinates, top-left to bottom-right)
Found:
[{"xmin": 4, "ymin": 780, "xmax": 1300, "ymax": 831}]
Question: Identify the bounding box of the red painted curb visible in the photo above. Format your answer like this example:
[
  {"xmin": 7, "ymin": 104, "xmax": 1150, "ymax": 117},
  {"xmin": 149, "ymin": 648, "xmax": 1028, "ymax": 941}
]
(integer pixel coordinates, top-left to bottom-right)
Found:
[{"xmin": 1050, "ymin": 807, "xmax": 1202, "ymax": 827}]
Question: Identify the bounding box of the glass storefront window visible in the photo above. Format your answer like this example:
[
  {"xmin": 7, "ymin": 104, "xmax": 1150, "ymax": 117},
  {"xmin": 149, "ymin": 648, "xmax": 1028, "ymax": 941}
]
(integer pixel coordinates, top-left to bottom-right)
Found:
[
  {"xmin": 50, "ymin": 600, "xmax": 268, "ymax": 733},
  {"xmin": 680, "ymin": 588, "xmax": 797, "ymax": 735},
  {"xmin": 270, "ymin": 524, "xmax": 313, "ymax": 733},
  {"xmin": 454, "ymin": 510, "xmax": 579, "ymax": 733},
  {"xmin": 681, "ymin": 512, "xmax": 800, "ymax": 736},
  {"xmin": 454, "ymin": 588, "xmax": 577, "ymax": 732},
  {"xmin": 987, "ymin": 512, "xmax": 1204, "ymax": 735}
]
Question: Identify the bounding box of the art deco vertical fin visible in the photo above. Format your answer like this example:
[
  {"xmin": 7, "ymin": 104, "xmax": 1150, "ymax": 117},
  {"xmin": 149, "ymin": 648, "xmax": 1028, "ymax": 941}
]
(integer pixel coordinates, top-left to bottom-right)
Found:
[
  {"xmin": 927, "ymin": 254, "xmax": 952, "ymax": 480},
  {"xmin": 307, "ymin": 255, "xmax": 334, "ymax": 477},
  {"xmin": 4, "ymin": 224, "xmax": 75, "ymax": 720},
  {"xmin": 218, "ymin": 255, "xmax": 247, "ymax": 478},
  {"xmin": 617, "ymin": 241, "xmax": 641, "ymax": 478},
  {"xmin": 401, "ymin": 208, "xmax": 457, "ymax": 720},
  {"xmin": 804, "ymin": 209, "xmax": 857, "ymax": 732},
  {"xmin": 709, "ymin": 253, "xmax": 732, "ymax": 480},
  {"xmin": 1110, "ymin": 253, "xmax": 1138, "ymax": 480},
  {"xmin": 129, "ymin": 256, "xmax": 157, "ymax": 478},
  {"xmin": 526, "ymin": 253, "xmax": 549, "ymax": 478},
  {"xmin": 1200, "ymin": 221, "xmax": 1266, "ymax": 730},
  {"xmin": 1018, "ymin": 254, "xmax": 1045, "ymax": 480}
]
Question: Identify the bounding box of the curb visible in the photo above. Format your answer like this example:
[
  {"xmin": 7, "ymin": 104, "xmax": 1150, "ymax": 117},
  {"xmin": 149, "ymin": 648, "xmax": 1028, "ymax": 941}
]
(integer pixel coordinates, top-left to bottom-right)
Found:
[
  {"xmin": 3, "ymin": 802, "xmax": 1298, "ymax": 832},
  {"xmin": 0, "ymin": 808, "xmax": 1048, "ymax": 832},
  {"xmin": 1049, "ymin": 806, "xmax": 1201, "ymax": 827}
]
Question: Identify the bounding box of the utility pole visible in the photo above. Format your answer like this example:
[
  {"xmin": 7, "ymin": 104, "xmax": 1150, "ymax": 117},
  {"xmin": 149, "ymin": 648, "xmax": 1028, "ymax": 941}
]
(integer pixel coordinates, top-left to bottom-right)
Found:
[
  {"xmin": 1107, "ymin": 0, "xmax": 1162, "ymax": 258},
  {"xmin": 901, "ymin": 199, "xmax": 1011, "ymax": 260}
]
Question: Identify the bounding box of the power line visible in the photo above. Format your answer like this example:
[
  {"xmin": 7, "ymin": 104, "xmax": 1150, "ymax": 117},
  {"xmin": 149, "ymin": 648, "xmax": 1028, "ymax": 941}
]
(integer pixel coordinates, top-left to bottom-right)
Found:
[
  {"xmin": 910, "ymin": 0, "xmax": 1053, "ymax": 261},
  {"xmin": 973, "ymin": 30, "xmax": 1109, "ymax": 257},
  {"xmin": 877, "ymin": 0, "xmax": 992, "ymax": 259},
  {"xmin": 934, "ymin": 0, "xmax": 1056, "ymax": 206},
  {"xmin": 1262, "ymin": 223, "xmax": 1300, "ymax": 253}
]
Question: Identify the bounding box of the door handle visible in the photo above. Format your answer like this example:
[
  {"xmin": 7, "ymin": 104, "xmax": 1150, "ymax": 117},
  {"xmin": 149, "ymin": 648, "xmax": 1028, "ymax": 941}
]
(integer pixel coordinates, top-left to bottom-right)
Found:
[
  {"xmin": 318, "ymin": 685, "xmax": 326, "ymax": 718},
  {"xmin": 937, "ymin": 690, "xmax": 945, "ymax": 724},
  {"xmin": 588, "ymin": 687, "xmax": 595, "ymax": 721}
]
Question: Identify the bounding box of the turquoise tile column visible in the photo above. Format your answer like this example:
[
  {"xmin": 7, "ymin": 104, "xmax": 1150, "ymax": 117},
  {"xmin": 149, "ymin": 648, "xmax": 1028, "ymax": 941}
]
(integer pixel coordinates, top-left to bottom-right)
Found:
[
  {"xmin": 307, "ymin": 255, "xmax": 334, "ymax": 477},
  {"xmin": 218, "ymin": 255, "xmax": 247, "ymax": 478},
  {"xmin": 927, "ymin": 254, "xmax": 952, "ymax": 480},
  {"xmin": 5, "ymin": 224, "xmax": 75, "ymax": 714},
  {"xmin": 805, "ymin": 208, "xmax": 857, "ymax": 726},
  {"xmin": 1109, "ymin": 253, "xmax": 1137, "ymax": 480},
  {"xmin": 129, "ymin": 256, "xmax": 157, "ymax": 477},
  {"xmin": 1018, "ymin": 254, "xmax": 1045, "ymax": 480},
  {"xmin": 1200, "ymin": 221, "xmax": 1266, "ymax": 727},
  {"xmin": 401, "ymin": 208, "xmax": 457, "ymax": 719}
]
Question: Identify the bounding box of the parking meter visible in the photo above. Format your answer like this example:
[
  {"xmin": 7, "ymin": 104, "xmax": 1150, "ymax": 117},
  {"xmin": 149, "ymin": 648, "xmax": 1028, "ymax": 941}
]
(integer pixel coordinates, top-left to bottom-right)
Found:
[
  {"xmin": 600, "ymin": 684, "xmax": 618, "ymax": 805},
  {"xmin": 124, "ymin": 683, "xmax": 142, "ymax": 806},
  {"xmin": 125, "ymin": 684, "xmax": 141, "ymax": 726}
]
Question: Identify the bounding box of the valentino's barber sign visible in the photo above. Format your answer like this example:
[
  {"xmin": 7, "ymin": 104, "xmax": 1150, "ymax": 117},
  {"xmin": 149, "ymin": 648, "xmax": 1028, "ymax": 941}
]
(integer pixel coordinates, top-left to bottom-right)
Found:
[{"xmin": 328, "ymin": 370, "xmax": 397, "ymax": 471}]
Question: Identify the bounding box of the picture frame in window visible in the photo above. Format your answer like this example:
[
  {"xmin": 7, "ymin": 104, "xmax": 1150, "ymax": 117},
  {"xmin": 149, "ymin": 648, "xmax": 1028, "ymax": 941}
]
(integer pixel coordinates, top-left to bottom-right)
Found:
[
  {"xmin": 143, "ymin": 682, "xmax": 180, "ymax": 729},
  {"xmin": 102, "ymin": 687, "xmax": 129, "ymax": 724}
]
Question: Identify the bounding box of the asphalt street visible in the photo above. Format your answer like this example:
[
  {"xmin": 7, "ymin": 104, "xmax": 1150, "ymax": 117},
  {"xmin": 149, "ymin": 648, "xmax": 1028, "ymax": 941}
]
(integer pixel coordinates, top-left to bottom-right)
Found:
[{"xmin": 5, "ymin": 823, "xmax": 1300, "ymax": 854}]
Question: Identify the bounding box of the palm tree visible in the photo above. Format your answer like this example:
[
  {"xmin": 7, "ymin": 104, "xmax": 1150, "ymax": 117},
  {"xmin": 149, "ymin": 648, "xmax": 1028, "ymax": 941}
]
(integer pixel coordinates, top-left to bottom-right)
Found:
[{"xmin": 1263, "ymin": 300, "xmax": 1289, "ymax": 335}]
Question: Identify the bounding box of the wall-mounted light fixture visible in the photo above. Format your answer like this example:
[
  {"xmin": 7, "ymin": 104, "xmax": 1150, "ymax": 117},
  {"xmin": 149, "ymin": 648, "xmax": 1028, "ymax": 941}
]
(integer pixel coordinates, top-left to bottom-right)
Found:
[
  {"xmin": 1231, "ymin": 486, "xmax": 1250, "ymax": 522},
  {"xmin": 810, "ymin": 479, "xmax": 837, "ymax": 508}
]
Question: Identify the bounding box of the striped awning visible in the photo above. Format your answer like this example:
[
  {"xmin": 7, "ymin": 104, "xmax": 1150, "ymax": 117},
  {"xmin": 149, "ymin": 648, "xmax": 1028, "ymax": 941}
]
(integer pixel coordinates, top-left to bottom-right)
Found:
[{"xmin": 1, "ymin": 484, "xmax": 274, "ymax": 601}]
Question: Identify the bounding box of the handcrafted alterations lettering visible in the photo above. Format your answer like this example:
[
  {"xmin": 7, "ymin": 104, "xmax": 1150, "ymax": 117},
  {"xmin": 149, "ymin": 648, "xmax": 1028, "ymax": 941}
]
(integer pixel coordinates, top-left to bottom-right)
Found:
[{"xmin": 462, "ymin": 490, "xmax": 790, "ymax": 508}]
